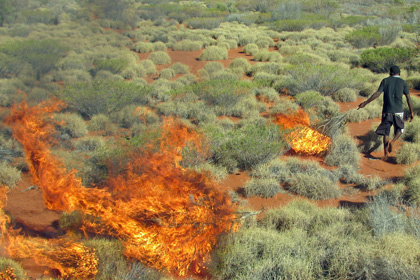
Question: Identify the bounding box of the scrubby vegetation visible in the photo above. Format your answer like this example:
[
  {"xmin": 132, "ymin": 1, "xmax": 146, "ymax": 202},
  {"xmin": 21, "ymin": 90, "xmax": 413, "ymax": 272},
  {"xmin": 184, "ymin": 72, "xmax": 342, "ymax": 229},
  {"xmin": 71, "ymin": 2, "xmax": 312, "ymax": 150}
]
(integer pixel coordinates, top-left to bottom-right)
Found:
[{"xmin": 2, "ymin": 0, "xmax": 420, "ymax": 279}]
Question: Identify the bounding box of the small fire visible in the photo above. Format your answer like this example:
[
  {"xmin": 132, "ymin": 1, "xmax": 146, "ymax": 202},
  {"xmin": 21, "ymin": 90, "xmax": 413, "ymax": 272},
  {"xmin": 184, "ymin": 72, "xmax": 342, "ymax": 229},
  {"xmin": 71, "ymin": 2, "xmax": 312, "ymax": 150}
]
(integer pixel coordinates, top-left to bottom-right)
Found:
[
  {"xmin": 4, "ymin": 99, "xmax": 238, "ymax": 276},
  {"xmin": 275, "ymin": 109, "xmax": 331, "ymax": 155}
]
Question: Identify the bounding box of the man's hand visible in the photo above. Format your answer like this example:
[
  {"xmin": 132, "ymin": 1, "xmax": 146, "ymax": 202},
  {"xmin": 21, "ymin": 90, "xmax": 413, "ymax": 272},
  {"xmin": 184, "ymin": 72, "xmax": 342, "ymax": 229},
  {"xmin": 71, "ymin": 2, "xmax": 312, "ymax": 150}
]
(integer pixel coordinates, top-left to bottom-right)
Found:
[
  {"xmin": 358, "ymin": 101, "xmax": 367, "ymax": 109},
  {"xmin": 409, "ymin": 112, "xmax": 414, "ymax": 122}
]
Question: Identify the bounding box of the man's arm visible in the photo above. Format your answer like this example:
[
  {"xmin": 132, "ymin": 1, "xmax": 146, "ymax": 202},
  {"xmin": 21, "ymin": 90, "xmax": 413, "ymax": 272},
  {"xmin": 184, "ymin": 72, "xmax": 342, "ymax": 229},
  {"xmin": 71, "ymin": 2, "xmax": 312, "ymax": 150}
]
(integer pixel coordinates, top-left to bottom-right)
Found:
[
  {"xmin": 358, "ymin": 91, "xmax": 382, "ymax": 109},
  {"xmin": 406, "ymin": 94, "xmax": 414, "ymax": 122}
]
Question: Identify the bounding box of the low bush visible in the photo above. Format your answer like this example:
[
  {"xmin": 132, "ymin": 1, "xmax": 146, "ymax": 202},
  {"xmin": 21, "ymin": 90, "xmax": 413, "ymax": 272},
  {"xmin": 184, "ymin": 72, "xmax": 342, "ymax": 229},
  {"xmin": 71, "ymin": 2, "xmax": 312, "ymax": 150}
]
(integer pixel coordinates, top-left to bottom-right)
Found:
[
  {"xmin": 403, "ymin": 117, "xmax": 420, "ymax": 143},
  {"xmin": 0, "ymin": 161, "xmax": 21, "ymax": 188},
  {"xmin": 204, "ymin": 122, "xmax": 286, "ymax": 172},
  {"xmin": 280, "ymin": 63, "xmax": 359, "ymax": 96},
  {"xmin": 244, "ymin": 177, "xmax": 281, "ymax": 198},
  {"xmin": 149, "ymin": 51, "xmax": 171, "ymax": 65},
  {"xmin": 212, "ymin": 200, "xmax": 393, "ymax": 280},
  {"xmin": 252, "ymin": 87, "xmax": 279, "ymax": 102},
  {"xmin": 243, "ymin": 43, "xmax": 259, "ymax": 56},
  {"xmin": 295, "ymin": 90, "xmax": 339, "ymax": 120},
  {"xmin": 325, "ymin": 134, "xmax": 360, "ymax": 167},
  {"xmin": 93, "ymin": 58, "xmax": 129, "ymax": 75},
  {"xmin": 396, "ymin": 142, "xmax": 420, "ymax": 165},
  {"xmin": 83, "ymin": 238, "xmax": 129, "ymax": 280},
  {"xmin": 54, "ymin": 113, "xmax": 88, "ymax": 138},
  {"xmin": 286, "ymin": 172, "xmax": 341, "ymax": 200},
  {"xmin": 345, "ymin": 26, "xmax": 382, "ymax": 48},
  {"xmin": 332, "ymin": 87, "xmax": 358, "ymax": 103},
  {"xmin": 199, "ymin": 46, "xmax": 228, "ymax": 61},
  {"xmin": 171, "ymin": 39, "xmax": 203, "ymax": 51},
  {"xmin": 403, "ymin": 165, "xmax": 420, "ymax": 205},
  {"xmin": 139, "ymin": 59, "xmax": 157, "ymax": 75},
  {"xmin": 59, "ymin": 80, "xmax": 152, "ymax": 118},
  {"xmin": 74, "ymin": 137, "xmax": 105, "ymax": 152},
  {"xmin": 253, "ymin": 50, "xmax": 273, "ymax": 62},
  {"xmin": 192, "ymin": 162, "xmax": 228, "ymax": 182},
  {"xmin": 88, "ymin": 114, "xmax": 117, "ymax": 136},
  {"xmin": 360, "ymin": 47, "xmax": 418, "ymax": 73},
  {"xmin": 132, "ymin": 42, "xmax": 154, "ymax": 53},
  {"xmin": 169, "ymin": 62, "xmax": 190, "ymax": 74},
  {"xmin": 158, "ymin": 68, "xmax": 176, "ymax": 80}
]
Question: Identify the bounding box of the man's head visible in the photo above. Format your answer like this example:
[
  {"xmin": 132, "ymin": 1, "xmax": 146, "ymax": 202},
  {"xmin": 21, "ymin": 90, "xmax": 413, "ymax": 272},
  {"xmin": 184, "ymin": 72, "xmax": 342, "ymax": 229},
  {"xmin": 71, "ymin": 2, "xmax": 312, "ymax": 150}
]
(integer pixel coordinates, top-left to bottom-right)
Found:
[{"xmin": 390, "ymin": 65, "xmax": 400, "ymax": 76}]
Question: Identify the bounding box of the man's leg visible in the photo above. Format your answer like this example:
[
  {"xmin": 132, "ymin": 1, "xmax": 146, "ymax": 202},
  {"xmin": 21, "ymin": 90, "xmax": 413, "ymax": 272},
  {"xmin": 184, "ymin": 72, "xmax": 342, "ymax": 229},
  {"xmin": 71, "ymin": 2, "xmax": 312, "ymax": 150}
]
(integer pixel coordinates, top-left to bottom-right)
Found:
[
  {"xmin": 388, "ymin": 130, "xmax": 402, "ymax": 153},
  {"xmin": 383, "ymin": 135, "xmax": 389, "ymax": 158}
]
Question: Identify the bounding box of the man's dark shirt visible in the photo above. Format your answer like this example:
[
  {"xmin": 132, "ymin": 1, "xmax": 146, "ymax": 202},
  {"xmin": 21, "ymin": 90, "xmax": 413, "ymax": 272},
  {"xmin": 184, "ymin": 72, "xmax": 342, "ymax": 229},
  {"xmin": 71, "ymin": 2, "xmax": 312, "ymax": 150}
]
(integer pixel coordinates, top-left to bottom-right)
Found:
[{"xmin": 377, "ymin": 76, "xmax": 409, "ymax": 113}]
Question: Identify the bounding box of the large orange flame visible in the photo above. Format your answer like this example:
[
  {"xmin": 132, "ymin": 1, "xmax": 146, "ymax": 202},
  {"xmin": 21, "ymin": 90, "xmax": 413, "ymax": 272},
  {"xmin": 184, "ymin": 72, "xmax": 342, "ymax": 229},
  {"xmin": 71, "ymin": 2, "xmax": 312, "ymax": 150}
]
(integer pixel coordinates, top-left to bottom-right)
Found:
[
  {"xmin": 5, "ymin": 99, "xmax": 238, "ymax": 276},
  {"xmin": 275, "ymin": 109, "xmax": 331, "ymax": 155}
]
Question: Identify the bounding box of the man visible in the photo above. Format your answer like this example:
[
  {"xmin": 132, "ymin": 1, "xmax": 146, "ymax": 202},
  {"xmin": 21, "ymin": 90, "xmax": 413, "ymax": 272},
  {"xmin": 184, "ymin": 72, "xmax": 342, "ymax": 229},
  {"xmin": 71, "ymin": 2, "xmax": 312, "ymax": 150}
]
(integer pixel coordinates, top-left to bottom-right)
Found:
[{"xmin": 358, "ymin": 65, "xmax": 414, "ymax": 160}]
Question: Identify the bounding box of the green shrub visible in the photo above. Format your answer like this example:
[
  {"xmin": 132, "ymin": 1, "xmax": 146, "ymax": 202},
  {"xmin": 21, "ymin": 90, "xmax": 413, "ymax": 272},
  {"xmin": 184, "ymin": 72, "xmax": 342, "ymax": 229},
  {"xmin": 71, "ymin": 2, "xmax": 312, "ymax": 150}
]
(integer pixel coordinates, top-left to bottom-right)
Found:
[
  {"xmin": 243, "ymin": 43, "xmax": 259, "ymax": 56},
  {"xmin": 244, "ymin": 177, "xmax": 281, "ymax": 198},
  {"xmin": 227, "ymin": 57, "xmax": 251, "ymax": 73},
  {"xmin": 403, "ymin": 117, "xmax": 420, "ymax": 143},
  {"xmin": 199, "ymin": 46, "xmax": 228, "ymax": 61},
  {"xmin": 171, "ymin": 39, "xmax": 203, "ymax": 51},
  {"xmin": 205, "ymin": 122, "xmax": 286, "ymax": 172},
  {"xmin": 295, "ymin": 90, "xmax": 339, "ymax": 120},
  {"xmin": 54, "ymin": 113, "xmax": 88, "ymax": 138},
  {"xmin": 253, "ymin": 50, "xmax": 273, "ymax": 62},
  {"xmin": 405, "ymin": 165, "xmax": 420, "ymax": 205},
  {"xmin": 156, "ymin": 100, "xmax": 216, "ymax": 123},
  {"xmin": 325, "ymin": 134, "xmax": 360, "ymax": 167},
  {"xmin": 357, "ymin": 175, "xmax": 387, "ymax": 191},
  {"xmin": 345, "ymin": 26, "xmax": 382, "ymax": 48},
  {"xmin": 88, "ymin": 114, "xmax": 116, "ymax": 135},
  {"xmin": 332, "ymin": 87, "xmax": 358, "ymax": 102},
  {"xmin": 159, "ymin": 68, "xmax": 176, "ymax": 79},
  {"xmin": 0, "ymin": 257, "xmax": 27, "ymax": 280},
  {"xmin": 396, "ymin": 142, "xmax": 420, "ymax": 165},
  {"xmin": 149, "ymin": 51, "xmax": 171, "ymax": 65},
  {"xmin": 0, "ymin": 39, "xmax": 68, "ymax": 79},
  {"xmin": 192, "ymin": 162, "xmax": 228, "ymax": 182},
  {"xmin": 360, "ymin": 47, "xmax": 418, "ymax": 73},
  {"xmin": 59, "ymin": 80, "xmax": 152, "ymax": 118},
  {"xmin": 74, "ymin": 137, "xmax": 105, "ymax": 152},
  {"xmin": 139, "ymin": 59, "xmax": 157, "ymax": 75},
  {"xmin": 133, "ymin": 42, "xmax": 154, "ymax": 53},
  {"xmin": 169, "ymin": 62, "xmax": 190, "ymax": 74},
  {"xmin": 253, "ymin": 87, "xmax": 279, "ymax": 102},
  {"xmin": 93, "ymin": 58, "xmax": 129, "ymax": 75},
  {"xmin": 212, "ymin": 200, "xmax": 379, "ymax": 280},
  {"xmin": 83, "ymin": 238, "xmax": 129, "ymax": 280},
  {"xmin": 248, "ymin": 62, "xmax": 283, "ymax": 76},
  {"xmin": 285, "ymin": 170, "xmax": 340, "ymax": 200},
  {"xmin": 281, "ymin": 63, "xmax": 358, "ymax": 96},
  {"xmin": 270, "ymin": 97, "xmax": 299, "ymax": 114},
  {"xmin": 0, "ymin": 161, "xmax": 21, "ymax": 188},
  {"xmin": 185, "ymin": 17, "xmax": 223, "ymax": 29}
]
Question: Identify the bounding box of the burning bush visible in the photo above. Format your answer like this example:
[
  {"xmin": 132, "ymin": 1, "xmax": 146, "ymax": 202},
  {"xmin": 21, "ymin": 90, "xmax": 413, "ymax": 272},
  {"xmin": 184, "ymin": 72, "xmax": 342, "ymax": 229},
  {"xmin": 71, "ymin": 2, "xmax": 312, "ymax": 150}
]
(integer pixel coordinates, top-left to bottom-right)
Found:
[{"xmin": 4, "ymin": 100, "xmax": 239, "ymax": 276}]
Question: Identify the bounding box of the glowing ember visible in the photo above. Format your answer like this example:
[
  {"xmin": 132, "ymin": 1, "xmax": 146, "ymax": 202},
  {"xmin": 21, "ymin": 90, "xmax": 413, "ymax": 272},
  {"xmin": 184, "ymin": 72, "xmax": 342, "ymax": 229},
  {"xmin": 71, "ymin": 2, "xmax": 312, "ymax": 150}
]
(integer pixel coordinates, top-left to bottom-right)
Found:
[
  {"xmin": 275, "ymin": 109, "xmax": 331, "ymax": 155},
  {"xmin": 5, "ymin": 100, "xmax": 238, "ymax": 276}
]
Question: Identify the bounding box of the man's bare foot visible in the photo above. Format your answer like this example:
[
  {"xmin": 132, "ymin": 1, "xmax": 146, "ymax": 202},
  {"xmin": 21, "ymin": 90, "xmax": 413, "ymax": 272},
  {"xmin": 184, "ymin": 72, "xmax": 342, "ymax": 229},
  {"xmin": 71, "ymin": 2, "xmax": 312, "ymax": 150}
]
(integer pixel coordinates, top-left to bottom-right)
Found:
[
  {"xmin": 388, "ymin": 141, "xmax": 393, "ymax": 153},
  {"xmin": 382, "ymin": 155, "xmax": 389, "ymax": 162}
]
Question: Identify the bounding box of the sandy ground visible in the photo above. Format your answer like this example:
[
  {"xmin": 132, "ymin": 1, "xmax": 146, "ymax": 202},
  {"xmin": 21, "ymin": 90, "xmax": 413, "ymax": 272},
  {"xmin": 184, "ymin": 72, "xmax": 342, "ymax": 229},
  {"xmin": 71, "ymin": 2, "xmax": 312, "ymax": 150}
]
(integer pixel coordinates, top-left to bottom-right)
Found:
[{"xmin": 3, "ymin": 45, "xmax": 419, "ymax": 279}]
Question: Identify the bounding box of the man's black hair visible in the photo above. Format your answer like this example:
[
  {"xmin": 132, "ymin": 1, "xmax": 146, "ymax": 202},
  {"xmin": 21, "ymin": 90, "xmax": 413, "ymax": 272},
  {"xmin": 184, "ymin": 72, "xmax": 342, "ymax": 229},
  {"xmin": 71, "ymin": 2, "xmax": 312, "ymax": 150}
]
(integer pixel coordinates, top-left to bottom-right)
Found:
[{"xmin": 390, "ymin": 65, "xmax": 400, "ymax": 76}]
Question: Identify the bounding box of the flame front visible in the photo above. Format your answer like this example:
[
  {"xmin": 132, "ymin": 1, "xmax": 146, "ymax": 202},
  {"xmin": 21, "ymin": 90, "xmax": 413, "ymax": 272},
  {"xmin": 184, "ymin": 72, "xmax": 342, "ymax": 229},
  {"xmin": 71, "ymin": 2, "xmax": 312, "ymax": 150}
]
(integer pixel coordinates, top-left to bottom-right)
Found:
[
  {"xmin": 275, "ymin": 109, "xmax": 331, "ymax": 155},
  {"xmin": 4, "ymin": 100, "xmax": 238, "ymax": 276}
]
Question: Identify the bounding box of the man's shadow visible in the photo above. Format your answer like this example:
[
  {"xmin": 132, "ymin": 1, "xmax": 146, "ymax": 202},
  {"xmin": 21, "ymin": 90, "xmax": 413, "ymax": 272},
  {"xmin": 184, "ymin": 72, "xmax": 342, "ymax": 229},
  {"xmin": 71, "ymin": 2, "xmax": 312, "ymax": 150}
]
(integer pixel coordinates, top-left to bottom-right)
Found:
[{"xmin": 356, "ymin": 130, "xmax": 398, "ymax": 164}]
